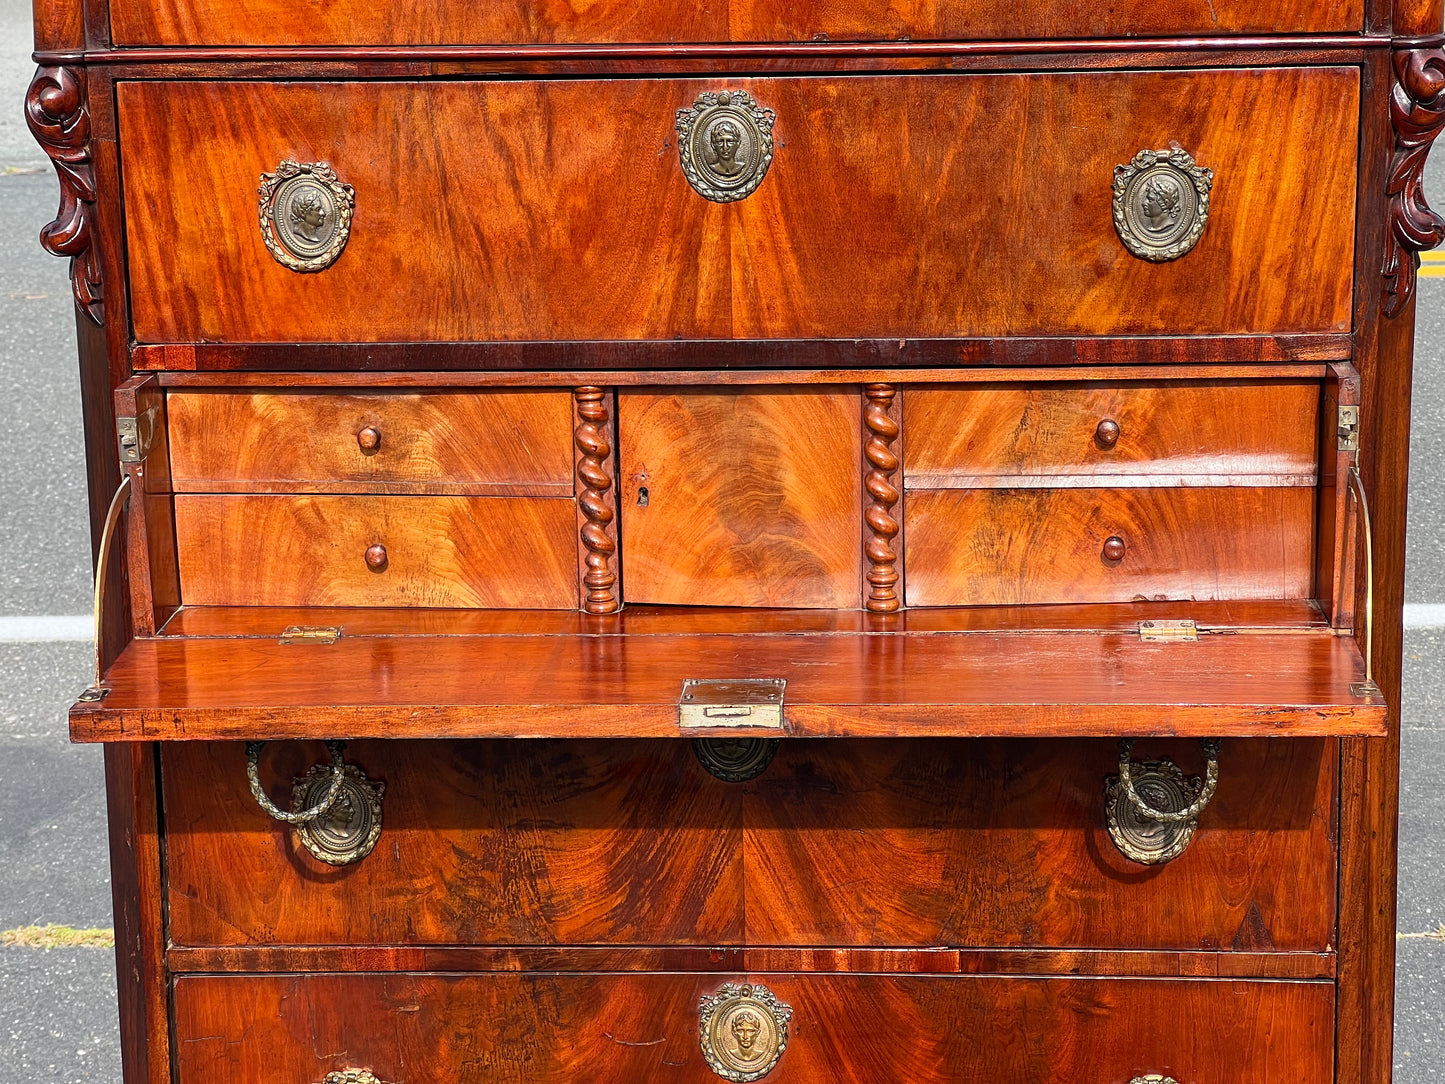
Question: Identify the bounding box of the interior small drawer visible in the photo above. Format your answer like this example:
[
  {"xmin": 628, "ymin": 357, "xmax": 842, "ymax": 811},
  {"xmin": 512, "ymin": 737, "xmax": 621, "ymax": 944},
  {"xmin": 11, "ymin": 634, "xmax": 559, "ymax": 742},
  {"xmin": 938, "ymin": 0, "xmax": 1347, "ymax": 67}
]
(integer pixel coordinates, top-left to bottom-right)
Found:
[
  {"xmin": 904, "ymin": 381, "xmax": 1320, "ymax": 486},
  {"xmin": 905, "ymin": 486, "xmax": 1315, "ymax": 607},
  {"xmin": 166, "ymin": 389, "xmax": 575, "ymax": 493},
  {"xmin": 172, "ymin": 493, "xmax": 578, "ymax": 607},
  {"xmin": 172, "ymin": 971, "xmax": 1334, "ymax": 1083}
]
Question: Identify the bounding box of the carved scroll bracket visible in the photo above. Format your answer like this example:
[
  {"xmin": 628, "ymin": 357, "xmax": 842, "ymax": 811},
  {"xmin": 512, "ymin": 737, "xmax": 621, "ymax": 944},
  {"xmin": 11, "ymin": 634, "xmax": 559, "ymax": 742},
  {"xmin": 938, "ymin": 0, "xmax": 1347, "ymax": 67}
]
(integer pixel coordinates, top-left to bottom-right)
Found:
[
  {"xmin": 574, "ymin": 387, "xmax": 620, "ymax": 614},
  {"xmin": 25, "ymin": 66, "xmax": 102, "ymax": 324},
  {"xmin": 1385, "ymin": 45, "xmax": 1445, "ymax": 317},
  {"xmin": 863, "ymin": 384, "xmax": 902, "ymax": 613}
]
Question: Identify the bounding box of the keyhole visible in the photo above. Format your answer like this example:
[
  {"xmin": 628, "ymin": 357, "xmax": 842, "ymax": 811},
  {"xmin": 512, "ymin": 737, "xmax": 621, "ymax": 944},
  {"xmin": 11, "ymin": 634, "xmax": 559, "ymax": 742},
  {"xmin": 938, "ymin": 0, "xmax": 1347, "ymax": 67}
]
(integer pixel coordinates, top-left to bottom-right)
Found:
[{"xmin": 637, "ymin": 486, "xmax": 649, "ymax": 506}]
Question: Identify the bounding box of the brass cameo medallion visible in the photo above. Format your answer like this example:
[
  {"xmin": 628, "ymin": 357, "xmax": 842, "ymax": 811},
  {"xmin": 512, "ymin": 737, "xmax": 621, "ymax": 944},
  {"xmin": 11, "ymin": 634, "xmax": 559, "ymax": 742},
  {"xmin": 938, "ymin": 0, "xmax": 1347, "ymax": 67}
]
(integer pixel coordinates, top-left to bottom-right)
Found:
[
  {"xmin": 1104, "ymin": 757, "xmax": 1201, "ymax": 865},
  {"xmin": 292, "ymin": 762, "xmax": 384, "ymax": 866},
  {"xmin": 1112, "ymin": 146, "xmax": 1214, "ymax": 262},
  {"xmin": 258, "ymin": 159, "xmax": 355, "ymax": 272},
  {"xmin": 677, "ymin": 91, "xmax": 775, "ymax": 203},
  {"xmin": 699, "ymin": 982, "xmax": 791, "ymax": 1081}
]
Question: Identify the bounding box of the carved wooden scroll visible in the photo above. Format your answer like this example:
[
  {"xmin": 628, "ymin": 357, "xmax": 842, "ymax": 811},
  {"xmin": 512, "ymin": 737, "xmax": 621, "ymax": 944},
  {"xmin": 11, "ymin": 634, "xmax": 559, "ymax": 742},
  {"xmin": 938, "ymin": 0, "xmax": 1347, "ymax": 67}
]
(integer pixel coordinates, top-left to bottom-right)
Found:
[
  {"xmin": 1385, "ymin": 45, "xmax": 1445, "ymax": 318},
  {"xmin": 863, "ymin": 384, "xmax": 902, "ymax": 613},
  {"xmin": 574, "ymin": 387, "xmax": 620, "ymax": 614},
  {"xmin": 25, "ymin": 66, "xmax": 103, "ymax": 324}
]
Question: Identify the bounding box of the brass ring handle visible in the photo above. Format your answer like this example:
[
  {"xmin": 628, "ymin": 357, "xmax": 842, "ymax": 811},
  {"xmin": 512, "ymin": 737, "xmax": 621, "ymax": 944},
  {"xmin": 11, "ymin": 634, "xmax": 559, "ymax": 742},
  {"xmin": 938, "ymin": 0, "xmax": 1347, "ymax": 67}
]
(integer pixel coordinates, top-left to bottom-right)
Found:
[
  {"xmin": 77, "ymin": 474, "xmax": 133, "ymax": 703},
  {"xmin": 1347, "ymin": 466, "xmax": 1381, "ymax": 698},
  {"xmin": 1118, "ymin": 738, "xmax": 1220, "ymax": 824},
  {"xmin": 246, "ymin": 740, "xmax": 348, "ymax": 824}
]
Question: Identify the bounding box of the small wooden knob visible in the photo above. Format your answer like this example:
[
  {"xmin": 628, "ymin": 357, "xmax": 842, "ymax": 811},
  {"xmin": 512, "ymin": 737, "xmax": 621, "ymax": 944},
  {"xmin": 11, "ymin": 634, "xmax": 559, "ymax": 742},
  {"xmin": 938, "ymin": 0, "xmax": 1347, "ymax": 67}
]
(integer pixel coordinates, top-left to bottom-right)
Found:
[
  {"xmin": 1102, "ymin": 536, "xmax": 1127, "ymax": 563},
  {"xmin": 364, "ymin": 544, "xmax": 388, "ymax": 571},
  {"xmin": 357, "ymin": 426, "xmax": 382, "ymax": 453},
  {"xmin": 1095, "ymin": 419, "xmax": 1121, "ymax": 448}
]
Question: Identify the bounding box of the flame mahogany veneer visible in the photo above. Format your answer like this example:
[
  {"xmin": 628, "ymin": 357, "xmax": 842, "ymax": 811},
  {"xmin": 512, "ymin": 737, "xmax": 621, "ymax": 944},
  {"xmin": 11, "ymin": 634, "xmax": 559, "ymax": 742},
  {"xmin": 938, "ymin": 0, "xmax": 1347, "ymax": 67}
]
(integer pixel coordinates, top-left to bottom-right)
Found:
[{"xmin": 29, "ymin": 0, "xmax": 1435, "ymax": 1077}]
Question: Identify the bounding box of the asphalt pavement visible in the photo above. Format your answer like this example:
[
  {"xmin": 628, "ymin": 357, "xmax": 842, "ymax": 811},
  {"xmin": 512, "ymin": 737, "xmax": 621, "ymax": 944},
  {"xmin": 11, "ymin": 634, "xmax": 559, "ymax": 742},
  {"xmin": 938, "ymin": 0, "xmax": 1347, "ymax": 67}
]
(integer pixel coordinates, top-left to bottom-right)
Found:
[{"xmin": 1, "ymin": 13, "xmax": 1444, "ymax": 1080}]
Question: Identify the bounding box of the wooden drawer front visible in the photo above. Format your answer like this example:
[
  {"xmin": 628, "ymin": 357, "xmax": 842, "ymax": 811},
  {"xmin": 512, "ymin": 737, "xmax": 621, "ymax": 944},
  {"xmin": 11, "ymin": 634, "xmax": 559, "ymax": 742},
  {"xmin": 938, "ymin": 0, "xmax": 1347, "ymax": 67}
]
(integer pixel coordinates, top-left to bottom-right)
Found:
[
  {"xmin": 905, "ymin": 486, "xmax": 1315, "ymax": 607},
  {"xmin": 174, "ymin": 972, "xmax": 1333, "ymax": 1083},
  {"xmin": 114, "ymin": 0, "xmax": 1362, "ymax": 47},
  {"xmin": 167, "ymin": 390, "xmax": 574, "ymax": 493},
  {"xmin": 173, "ymin": 494, "xmax": 577, "ymax": 607},
  {"xmin": 164, "ymin": 739, "xmax": 1333, "ymax": 952},
  {"xmin": 905, "ymin": 381, "xmax": 1320, "ymax": 486},
  {"xmin": 121, "ymin": 69, "xmax": 1357, "ymax": 344},
  {"xmin": 619, "ymin": 389, "xmax": 862, "ymax": 608},
  {"xmin": 165, "ymin": 741, "xmax": 743, "ymax": 946}
]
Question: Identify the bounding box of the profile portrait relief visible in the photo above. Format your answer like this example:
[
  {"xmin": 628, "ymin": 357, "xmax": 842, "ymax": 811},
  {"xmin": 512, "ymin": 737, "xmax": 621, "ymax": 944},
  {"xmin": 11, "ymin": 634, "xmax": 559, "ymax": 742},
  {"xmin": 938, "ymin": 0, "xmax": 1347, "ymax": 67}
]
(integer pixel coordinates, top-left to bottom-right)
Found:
[
  {"xmin": 1140, "ymin": 175, "xmax": 1184, "ymax": 234},
  {"xmin": 289, "ymin": 186, "xmax": 330, "ymax": 245}
]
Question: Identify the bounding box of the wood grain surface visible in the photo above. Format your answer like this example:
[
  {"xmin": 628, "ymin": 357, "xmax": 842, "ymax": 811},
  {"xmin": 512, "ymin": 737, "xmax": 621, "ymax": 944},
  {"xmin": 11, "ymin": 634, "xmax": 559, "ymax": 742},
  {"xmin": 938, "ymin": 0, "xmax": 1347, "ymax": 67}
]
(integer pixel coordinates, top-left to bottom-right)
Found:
[
  {"xmin": 120, "ymin": 69, "xmax": 1358, "ymax": 343},
  {"xmin": 171, "ymin": 972, "xmax": 1333, "ymax": 1083},
  {"xmin": 108, "ymin": 0, "xmax": 1365, "ymax": 47},
  {"xmin": 166, "ymin": 389, "xmax": 573, "ymax": 493},
  {"xmin": 165, "ymin": 740, "xmax": 743, "ymax": 946},
  {"xmin": 905, "ymin": 381, "xmax": 1320, "ymax": 487},
  {"xmin": 69, "ymin": 624, "xmax": 1384, "ymax": 740},
  {"xmin": 173, "ymin": 494, "xmax": 578, "ymax": 607},
  {"xmin": 162, "ymin": 737, "xmax": 1334, "ymax": 951},
  {"xmin": 905, "ymin": 486, "xmax": 1315, "ymax": 607},
  {"xmin": 618, "ymin": 389, "xmax": 862, "ymax": 608}
]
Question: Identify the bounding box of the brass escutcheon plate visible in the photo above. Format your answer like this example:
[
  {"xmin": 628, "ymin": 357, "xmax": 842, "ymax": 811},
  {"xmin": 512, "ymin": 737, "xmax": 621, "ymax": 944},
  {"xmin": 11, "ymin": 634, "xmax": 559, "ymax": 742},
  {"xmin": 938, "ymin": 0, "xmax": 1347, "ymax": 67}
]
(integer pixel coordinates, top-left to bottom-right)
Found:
[
  {"xmin": 676, "ymin": 91, "xmax": 775, "ymax": 203},
  {"xmin": 258, "ymin": 159, "xmax": 355, "ymax": 272},
  {"xmin": 1104, "ymin": 758, "xmax": 1200, "ymax": 865},
  {"xmin": 699, "ymin": 982, "xmax": 792, "ymax": 1081},
  {"xmin": 1112, "ymin": 146, "xmax": 1213, "ymax": 262},
  {"xmin": 292, "ymin": 763, "xmax": 384, "ymax": 866}
]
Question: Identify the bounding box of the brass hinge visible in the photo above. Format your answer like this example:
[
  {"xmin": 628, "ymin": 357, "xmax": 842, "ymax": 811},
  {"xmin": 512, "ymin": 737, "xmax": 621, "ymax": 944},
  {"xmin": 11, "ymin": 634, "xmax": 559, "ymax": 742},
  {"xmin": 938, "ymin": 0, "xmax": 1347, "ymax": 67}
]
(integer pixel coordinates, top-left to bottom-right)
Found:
[
  {"xmin": 679, "ymin": 678, "xmax": 785, "ymax": 729},
  {"xmin": 1138, "ymin": 619, "xmax": 1199, "ymax": 643},
  {"xmin": 117, "ymin": 405, "xmax": 159, "ymax": 464},
  {"xmin": 279, "ymin": 625, "xmax": 341, "ymax": 645},
  {"xmin": 1338, "ymin": 404, "xmax": 1360, "ymax": 452}
]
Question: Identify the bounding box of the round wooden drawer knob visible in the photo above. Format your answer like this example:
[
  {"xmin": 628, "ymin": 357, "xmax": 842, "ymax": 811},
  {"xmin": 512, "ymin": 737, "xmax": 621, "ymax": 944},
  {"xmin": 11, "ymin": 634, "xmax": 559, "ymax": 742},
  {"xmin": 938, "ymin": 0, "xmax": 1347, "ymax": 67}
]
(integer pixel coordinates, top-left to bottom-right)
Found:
[
  {"xmin": 1095, "ymin": 419, "xmax": 1121, "ymax": 448},
  {"xmin": 1102, "ymin": 536, "xmax": 1127, "ymax": 563},
  {"xmin": 364, "ymin": 544, "xmax": 388, "ymax": 572},
  {"xmin": 357, "ymin": 426, "xmax": 382, "ymax": 453}
]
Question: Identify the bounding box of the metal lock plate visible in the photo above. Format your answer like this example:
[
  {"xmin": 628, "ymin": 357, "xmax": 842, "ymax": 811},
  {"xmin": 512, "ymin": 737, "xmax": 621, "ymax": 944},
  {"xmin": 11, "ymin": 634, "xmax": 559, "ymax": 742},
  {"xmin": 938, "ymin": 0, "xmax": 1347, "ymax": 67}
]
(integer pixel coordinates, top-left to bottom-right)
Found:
[{"xmin": 679, "ymin": 678, "xmax": 785, "ymax": 730}]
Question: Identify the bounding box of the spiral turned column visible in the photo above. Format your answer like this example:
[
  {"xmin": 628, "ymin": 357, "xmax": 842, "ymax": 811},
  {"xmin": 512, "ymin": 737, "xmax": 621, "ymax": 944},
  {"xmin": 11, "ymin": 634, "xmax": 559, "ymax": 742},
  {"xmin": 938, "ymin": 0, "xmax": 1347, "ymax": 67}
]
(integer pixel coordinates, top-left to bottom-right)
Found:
[
  {"xmin": 863, "ymin": 383, "xmax": 902, "ymax": 613},
  {"xmin": 574, "ymin": 387, "xmax": 620, "ymax": 614}
]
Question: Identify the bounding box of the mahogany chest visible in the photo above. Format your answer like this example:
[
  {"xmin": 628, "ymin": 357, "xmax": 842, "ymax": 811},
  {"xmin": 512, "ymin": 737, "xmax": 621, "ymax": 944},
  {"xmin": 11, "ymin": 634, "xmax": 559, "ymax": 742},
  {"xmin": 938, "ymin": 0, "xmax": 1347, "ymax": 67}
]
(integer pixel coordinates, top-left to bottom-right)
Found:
[{"xmin": 25, "ymin": 0, "xmax": 1439, "ymax": 1079}]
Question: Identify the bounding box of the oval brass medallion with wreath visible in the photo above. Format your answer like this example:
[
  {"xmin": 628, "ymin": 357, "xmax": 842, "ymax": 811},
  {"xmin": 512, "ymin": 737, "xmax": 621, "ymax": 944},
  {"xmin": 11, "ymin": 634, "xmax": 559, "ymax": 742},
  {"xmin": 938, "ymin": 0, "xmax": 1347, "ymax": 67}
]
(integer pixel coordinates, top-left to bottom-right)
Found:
[
  {"xmin": 1112, "ymin": 145, "xmax": 1213, "ymax": 262},
  {"xmin": 258, "ymin": 159, "xmax": 355, "ymax": 272},
  {"xmin": 676, "ymin": 91, "xmax": 776, "ymax": 203}
]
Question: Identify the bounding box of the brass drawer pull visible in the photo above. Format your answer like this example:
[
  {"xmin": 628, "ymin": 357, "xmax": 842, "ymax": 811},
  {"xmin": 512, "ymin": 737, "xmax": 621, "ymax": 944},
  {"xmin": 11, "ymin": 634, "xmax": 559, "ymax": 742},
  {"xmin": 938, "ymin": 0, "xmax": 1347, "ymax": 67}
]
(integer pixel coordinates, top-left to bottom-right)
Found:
[
  {"xmin": 246, "ymin": 741, "xmax": 385, "ymax": 865},
  {"xmin": 1102, "ymin": 535, "xmax": 1127, "ymax": 562},
  {"xmin": 699, "ymin": 982, "xmax": 792, "ymax": 1082},
  {"xmin": 364, "ymin": 543, "xmax": 388, "ymax": 571},
  {"xmin": 677, "ymin": 90, "xmax": 775, "ymax": 203},
  {"xmin": 1105, "ymin": 738, "xmax": 1221, "ymax": 865},
  {"xmin": 246, "ymin": 740, "xmax": 348, "ymax": 824},
  {"xmin": 1094, "ymin": 418, "xmax": 1121, "ymax": 448},
  {"xmin": 1113, "ymin": 145, "xmax": 1213, "ymax": 262},
  {"xmin": 356, "ymin": 425, "xmax": 382, "ymax": 453}
]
